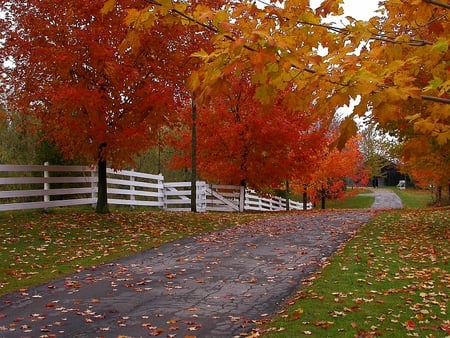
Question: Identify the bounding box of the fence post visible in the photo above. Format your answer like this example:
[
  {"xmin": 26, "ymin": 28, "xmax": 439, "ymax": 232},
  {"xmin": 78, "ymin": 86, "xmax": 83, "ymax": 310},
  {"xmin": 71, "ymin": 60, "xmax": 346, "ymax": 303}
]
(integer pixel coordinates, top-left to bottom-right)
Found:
[
  {"xmin": 91, "ymin": 168, "xmax": 97, "ymax": 208},
  {"xmin": 44, "ymin": 162, "xmax": 50, "ymax": 206},
  {"xmin": 130, "ymin": 169, "xmax": 135, "ymax": 209},
  {"xmin": 239, "ymin": 186, "xmax": 245, "ymax": 212},
  {"xmin": 196, "ymin": 181, "xmax": 206, "ymax": 212},
  {"xmin": 159, "ymin": 175, "xmax": 166, "ymax": 210}
]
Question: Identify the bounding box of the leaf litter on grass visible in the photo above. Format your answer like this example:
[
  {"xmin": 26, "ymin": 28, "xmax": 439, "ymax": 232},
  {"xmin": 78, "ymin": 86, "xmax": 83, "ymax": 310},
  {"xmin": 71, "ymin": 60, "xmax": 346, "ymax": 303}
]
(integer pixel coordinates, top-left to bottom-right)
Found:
[{"xmin": 257, "ymin": 209, "xmax": 449, "ymax": 337}]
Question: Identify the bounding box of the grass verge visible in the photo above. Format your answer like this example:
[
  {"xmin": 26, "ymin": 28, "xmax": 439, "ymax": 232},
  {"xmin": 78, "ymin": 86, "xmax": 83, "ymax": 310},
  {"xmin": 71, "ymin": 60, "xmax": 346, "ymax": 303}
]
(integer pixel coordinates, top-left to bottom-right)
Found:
[
  {"xmin": 393, "ymin": 188, "xmax": 434, "ymax": 209},
  {"xmin": 324, "ymin": 189, "xmax": 375, "ymax": 209},
  {"xmin": 256, "ymin": 208, "xmax": 450, "ymax": 337},
  {"xmin": 0, "ymin": 209, "xmax": 273, "ymax": 296}
]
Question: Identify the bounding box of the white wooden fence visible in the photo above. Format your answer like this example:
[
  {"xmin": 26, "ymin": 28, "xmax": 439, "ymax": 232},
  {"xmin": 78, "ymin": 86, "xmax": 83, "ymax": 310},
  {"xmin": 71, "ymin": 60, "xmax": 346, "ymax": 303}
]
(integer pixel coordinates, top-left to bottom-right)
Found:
[
  {"xmin": 0, "ymin": 164, "xmax": 312, "ymax": 212},
  {"xmin": 245, "ymin": 189, "xmax": 307, "ymax": 211}
]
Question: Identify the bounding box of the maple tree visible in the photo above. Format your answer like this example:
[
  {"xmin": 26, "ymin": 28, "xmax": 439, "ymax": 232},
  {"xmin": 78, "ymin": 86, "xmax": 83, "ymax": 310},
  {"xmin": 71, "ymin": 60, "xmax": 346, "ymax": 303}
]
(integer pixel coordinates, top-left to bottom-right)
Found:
[
  {"xmin": 401, "ymin": 135, "xmax": 449, "ymax": 204},
  {"xmin": 111, "ymin": 0, "xmax": 448, "ymax": 195},
  {"xmin": 170, "ymin": 73, "xmax": 328, "ymax": 193},
  {"xmin": 0, "ymin": 0, "xmax": 188, "ymax": 212},
  {"xmin": 298, "ymin": 134, "xmax": 368, "ymax": 209}
]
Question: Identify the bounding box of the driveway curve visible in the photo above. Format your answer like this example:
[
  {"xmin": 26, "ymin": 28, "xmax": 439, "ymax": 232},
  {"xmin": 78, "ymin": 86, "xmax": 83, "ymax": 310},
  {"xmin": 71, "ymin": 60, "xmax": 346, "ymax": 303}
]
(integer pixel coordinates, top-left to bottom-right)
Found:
[{"xmin": 0, "ymin": 210, "xmax": 373, "ymax": 337}]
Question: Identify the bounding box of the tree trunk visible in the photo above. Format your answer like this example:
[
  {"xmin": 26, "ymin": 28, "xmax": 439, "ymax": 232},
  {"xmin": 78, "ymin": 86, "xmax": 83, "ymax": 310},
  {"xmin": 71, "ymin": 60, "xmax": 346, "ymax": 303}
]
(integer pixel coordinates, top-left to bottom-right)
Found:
[
  {"xmin": 436, "ymin": 185, "xmax": 442, "ymax": 205},
  {"xmin": 96, "ymin": 159, "xmax": 109, "ymax": 213},
  {"xmin": 303, "ymin": 185, "xmax": 308, "ymax": 210},
  {"xmin": 285, "ymin": 180, "xmax": 290, "ymax": 211},
  {"xmin": 191, "ymin": 99, "xmax": 197, "ymax": 212},
  {"xmin": 321, "ymin": 185, "xmax": 326, "ymax": 209}
]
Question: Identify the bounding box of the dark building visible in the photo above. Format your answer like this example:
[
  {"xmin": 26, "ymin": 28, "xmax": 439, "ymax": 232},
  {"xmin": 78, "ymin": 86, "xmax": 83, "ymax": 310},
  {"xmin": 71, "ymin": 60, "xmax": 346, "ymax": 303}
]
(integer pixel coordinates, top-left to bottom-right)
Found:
[{"xmin": 377, "ymin": 163, "xmax": 409, "ymax": 187}]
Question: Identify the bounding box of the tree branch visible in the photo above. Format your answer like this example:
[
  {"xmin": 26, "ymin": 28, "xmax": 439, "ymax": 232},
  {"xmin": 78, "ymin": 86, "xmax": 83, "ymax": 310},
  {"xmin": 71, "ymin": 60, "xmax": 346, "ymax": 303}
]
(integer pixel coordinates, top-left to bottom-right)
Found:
[
  {"xmin": 421, "ymin": 95, "xmax": 450, "ymax": 104},
  {"xmin": 423, "ymin": 0, "xmax": 450, "ymax": 9}
]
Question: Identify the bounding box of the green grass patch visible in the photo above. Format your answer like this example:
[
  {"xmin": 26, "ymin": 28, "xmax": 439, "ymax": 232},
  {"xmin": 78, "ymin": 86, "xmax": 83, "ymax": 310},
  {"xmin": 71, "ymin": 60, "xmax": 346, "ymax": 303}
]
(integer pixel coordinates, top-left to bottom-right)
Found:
[
  {"xmin": 326, "ymin": 195, "xmax": 374, "ymax": 209},
  {"xmin": 0, "ymin": 208, "xmax": 273, "ymax": 296},
  {"xmin": 393, "ymin": 188, "xmax": 434, "ymax": 209},
  {"xmin": 258, "ymin": 209, "xmax": 450, "ymax": 337},
  {"xmin": 323, "ymin": 189, "xmax": 375, "ymax": 209}
]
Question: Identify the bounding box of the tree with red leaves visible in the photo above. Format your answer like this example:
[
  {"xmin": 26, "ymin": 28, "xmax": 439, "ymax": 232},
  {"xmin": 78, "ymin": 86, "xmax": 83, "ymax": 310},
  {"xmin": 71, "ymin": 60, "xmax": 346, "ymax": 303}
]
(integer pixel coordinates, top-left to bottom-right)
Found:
[{"xmin": 0, "ymin": 0, "xmax": 202, "ymax": 212}]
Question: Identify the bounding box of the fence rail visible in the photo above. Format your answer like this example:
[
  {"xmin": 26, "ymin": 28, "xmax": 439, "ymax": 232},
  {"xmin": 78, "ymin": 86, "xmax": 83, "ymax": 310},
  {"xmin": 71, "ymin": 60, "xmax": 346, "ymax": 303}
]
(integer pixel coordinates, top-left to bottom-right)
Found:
[{"xmin": 0, "ymin": 164, "xmax": 312, "ymax": 212}]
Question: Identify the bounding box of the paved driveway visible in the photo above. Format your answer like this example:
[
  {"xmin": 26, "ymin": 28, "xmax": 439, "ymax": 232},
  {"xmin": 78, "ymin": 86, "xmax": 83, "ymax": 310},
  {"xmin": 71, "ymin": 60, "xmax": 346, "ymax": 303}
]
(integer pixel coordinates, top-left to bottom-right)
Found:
[
  {"xmin": 365, "ymin": 188, "xmax": 403, "ymax": 209},
  {"xmin": 0, "ymin": 210, "xmax": 372, "ymax": 337}
]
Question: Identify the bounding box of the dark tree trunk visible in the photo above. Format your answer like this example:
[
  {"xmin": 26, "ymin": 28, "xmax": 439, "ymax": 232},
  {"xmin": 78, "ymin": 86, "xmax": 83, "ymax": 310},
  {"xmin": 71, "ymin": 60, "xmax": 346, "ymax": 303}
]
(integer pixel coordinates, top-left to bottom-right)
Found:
[
  {"xmin": 191, "ymin": 100, "xmax": 197, "ymax": 212},
  {"xmin": 436, "ymin": 185, "xmax": 442, "ymax": 205},
  {"xmin": 285, "ymin": 180, "xmax": 290, "ymax": 211},
  {"xmin": 96, "ymin": 159, "xmax": 109, "ymax": 213},
  {"xmin": 321, "ymin": 185, "xmax": 326, "ymax": 209},
  {"xmin": 303, "ymin": 185, "xmax": 308, "ymax": 210}
]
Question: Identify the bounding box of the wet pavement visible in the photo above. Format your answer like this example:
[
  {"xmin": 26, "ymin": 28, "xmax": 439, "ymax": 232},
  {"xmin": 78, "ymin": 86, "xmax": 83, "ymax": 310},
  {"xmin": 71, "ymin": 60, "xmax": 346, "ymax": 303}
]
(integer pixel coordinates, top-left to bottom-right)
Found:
[
  {"xmin": 0, "ymin": 189, "xmax": 402, "ymax": 337},
  {"xmin": 364, "ymin": 188, "xmax": 404, "ymax": 209}
]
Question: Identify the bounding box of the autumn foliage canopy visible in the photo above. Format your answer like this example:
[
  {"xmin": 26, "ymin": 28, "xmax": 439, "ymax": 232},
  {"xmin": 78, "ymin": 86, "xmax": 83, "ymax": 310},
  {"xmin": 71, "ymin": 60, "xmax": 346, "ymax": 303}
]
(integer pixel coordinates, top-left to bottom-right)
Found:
[{"xmin": 1, "ymin": 0, "xmax": 449, "ymax": 205}]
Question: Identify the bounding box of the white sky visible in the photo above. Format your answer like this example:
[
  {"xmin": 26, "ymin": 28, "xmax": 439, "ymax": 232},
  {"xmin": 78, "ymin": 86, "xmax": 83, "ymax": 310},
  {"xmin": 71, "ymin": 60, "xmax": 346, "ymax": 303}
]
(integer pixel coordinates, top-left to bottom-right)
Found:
[
  {"xmin": 308, "ymin": 0, "xmax": 381, "ymax": 119},
  {"xmin": 310, "ymin": 0, "xmax": 381, "ymax": 21}
]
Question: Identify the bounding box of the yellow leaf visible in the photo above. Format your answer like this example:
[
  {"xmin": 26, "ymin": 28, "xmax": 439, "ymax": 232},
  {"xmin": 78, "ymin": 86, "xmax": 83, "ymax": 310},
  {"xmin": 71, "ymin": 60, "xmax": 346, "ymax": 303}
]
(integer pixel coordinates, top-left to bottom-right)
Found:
[
  {"xmin": 100, "ymin": 0, "xmax": 116, "ymax": 15},
  {"xmin": 336, "ymin": 116, "xmax": 358, "ymax": 149},
  {"xmin": 432, "ymin": 38, "xmax": 448, "ymax": 53},
  {"xmin": 186, "ymin": 72, "xmax": 201, "ymax": 93},
  {"xmin": 191, "ymin": 49, "xmax": 210, "ymax": 61},
  {"xmin": 124, "ymin": 9, "xmax": 140, "ymax": 26},
  {"xmin": 436, "ymin": 130, "xmax": 450, "ymax": 145}
]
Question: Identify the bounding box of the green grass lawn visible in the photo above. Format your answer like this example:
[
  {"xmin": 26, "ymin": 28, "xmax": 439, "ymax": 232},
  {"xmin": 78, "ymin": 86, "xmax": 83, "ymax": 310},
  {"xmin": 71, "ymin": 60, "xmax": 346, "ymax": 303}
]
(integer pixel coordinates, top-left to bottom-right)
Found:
[
  {"xmin": 322, "ymin": 188, "xmax": 375, "ymax": 209},
  {"xmin": 393, "ymin": 188, "xmax": 434, "ymax": 209},
  {"xmin": 326, "ymin": 195, "xmax": 374, "ymax": 209},
  {"xmin": 0, "ymin": 208, "xmax": 273, "ymax": 296},
  {"xmin": 257, "ymin": 208, "xmax": 450, "ymax": 337}
]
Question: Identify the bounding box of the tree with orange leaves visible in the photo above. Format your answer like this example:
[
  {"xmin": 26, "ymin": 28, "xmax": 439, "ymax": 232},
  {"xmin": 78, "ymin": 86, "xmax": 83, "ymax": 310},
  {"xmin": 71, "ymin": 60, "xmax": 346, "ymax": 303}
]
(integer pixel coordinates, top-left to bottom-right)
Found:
[
  {"xmin": 304, "ymin": 134, "xmax": 369, "ymax": 209},
  {"xmin": 170, "ymin": 73, "xmax": 328, "ymax": 194}
]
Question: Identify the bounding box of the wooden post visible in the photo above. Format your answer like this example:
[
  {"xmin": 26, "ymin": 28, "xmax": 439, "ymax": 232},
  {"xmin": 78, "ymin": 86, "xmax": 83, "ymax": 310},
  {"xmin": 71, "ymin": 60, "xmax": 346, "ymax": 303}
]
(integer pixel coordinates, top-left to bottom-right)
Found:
[
  {"xmin": 44, "ymin": 162, "xmax": 50, "ymax": 206},
  {"xmin": 196, "ymin": 181, "xmax": 206, "ymax": 212},
  {"xmin": 158, "ymin": 174, "xmax": 164, "ymax": 210},
  {"xmin": 91, "ymin": 169, "xmax": 97, "ymax": 208},
  {"xmin": 130, "ymin": 169, "xmax": 135, "ymax": 209},
  {"xmin": 239, "ymin": 185, "xmax": 245, "ymax": 212}
]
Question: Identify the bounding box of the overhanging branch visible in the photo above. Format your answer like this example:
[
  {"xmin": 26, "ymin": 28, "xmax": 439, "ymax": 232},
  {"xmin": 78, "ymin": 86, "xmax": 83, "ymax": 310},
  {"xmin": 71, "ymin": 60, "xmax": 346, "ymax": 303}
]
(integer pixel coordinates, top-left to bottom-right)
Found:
[
  {"xmin": 421, "ymin": 95, "xmax": 450, "ymax": 104},
  {"xmin": 423, "ymin": 0, "xmax": 450, "ymax": 9}
]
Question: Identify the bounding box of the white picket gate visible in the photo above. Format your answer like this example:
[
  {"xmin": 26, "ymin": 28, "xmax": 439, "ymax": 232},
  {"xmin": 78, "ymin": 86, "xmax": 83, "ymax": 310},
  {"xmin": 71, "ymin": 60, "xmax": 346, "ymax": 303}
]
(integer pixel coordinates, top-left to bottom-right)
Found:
[
  {"xmin": 206, "ymin": 185, "xmax": 244, "ymax": 212},
  {"xmin": 106, "ymin": 168, "xmax": 164, "ymax": 208},
  {"xmin": 163, "ymin": 181, "xmax": 207, "ymax": 212},
  {"xmin": 0, "ymin": 164, "xmax": 311, "ymax": 212}
]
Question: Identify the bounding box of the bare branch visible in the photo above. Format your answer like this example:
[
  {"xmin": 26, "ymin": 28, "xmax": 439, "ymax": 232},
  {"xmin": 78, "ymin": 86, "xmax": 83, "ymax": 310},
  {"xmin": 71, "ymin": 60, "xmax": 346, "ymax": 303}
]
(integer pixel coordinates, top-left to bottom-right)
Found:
[
  {"xmin": 421, "ymin": 95, "xmax": 450, "ymax": 104},
  {"xmin": 423, "ymin": 0, "xmax": 450, "ymax": 9}
]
